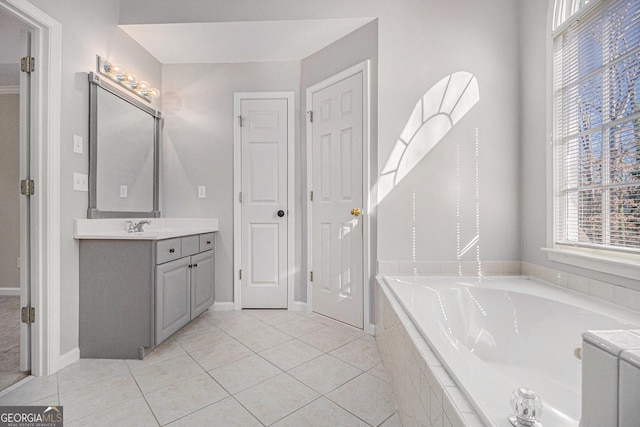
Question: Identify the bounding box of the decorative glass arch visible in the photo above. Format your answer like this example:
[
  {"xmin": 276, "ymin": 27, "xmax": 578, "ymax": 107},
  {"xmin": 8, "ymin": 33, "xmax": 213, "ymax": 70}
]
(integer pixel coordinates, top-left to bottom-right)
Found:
[{"xmin": 553, "ymin": 0, "xmax": 592, "ymax": 29}]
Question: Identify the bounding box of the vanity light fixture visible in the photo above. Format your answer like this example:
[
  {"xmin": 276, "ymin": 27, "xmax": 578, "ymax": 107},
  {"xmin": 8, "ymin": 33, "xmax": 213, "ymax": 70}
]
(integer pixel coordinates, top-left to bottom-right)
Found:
[{"xmin": 96, "ymin": 55, "xmax": 159, "ymax": 102}]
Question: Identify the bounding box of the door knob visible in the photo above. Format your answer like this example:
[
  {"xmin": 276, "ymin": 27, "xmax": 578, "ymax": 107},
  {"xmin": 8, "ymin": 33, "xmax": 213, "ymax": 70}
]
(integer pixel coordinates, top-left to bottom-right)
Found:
[
  {"xmin": 351, "ymin": 208, "xmax": 361, "ymax": 217},
  {"xmin": 277, "ymin": 210, "xmax": 285, "ymax": 217}
]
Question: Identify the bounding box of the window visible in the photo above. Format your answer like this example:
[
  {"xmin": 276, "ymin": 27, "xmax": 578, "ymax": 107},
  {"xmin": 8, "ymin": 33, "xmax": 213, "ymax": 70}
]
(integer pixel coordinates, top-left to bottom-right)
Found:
[{"xmin": 553, "ymin": 0, "xmax": 640, "ymax": 254}]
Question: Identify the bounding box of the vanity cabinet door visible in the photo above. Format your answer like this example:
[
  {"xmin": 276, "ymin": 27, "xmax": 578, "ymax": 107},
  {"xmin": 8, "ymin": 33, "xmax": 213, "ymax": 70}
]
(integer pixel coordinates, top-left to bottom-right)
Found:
[
  {"xmin": 190, "ymin": 250, "xmax": 215, "ymax": 319},
  {"xmin": 156, "ymin": 257, "xmax": 191, "ymax": 344}
]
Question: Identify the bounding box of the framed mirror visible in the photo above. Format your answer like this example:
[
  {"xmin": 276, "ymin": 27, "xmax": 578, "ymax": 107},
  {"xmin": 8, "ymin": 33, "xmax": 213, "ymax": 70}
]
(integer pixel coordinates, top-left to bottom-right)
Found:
[{"xmin": 87, "ymin": 72, "xmax": 161, "ymax": 218}]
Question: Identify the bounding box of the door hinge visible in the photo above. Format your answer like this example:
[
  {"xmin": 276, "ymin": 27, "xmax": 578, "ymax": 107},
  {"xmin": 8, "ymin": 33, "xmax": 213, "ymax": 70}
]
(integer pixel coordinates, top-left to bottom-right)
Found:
[
  {"xmin": 307, "ymin": 111, "xmax": 313, "ymax": 123},
  {"xmin": 239, "ymin": 192, "xmax": 242, "ymax": 203},
  {"xmin": 310, "ymin": 271, "xmax": 314, "ymax": 282},
  {"xmin": 239, "ymin": 269, "xmax": 242, "ymax": 280},
  {"xmin": 238, "ymin": 115, "xmax": 244, "ymax": 127},
  {"xmin": 20, "ymin": 179, "xmax": 34, "ymax": 196},
  {"xmin": 21, "ymin": 56, "xmax": 34, "ymax": 73},
  {"xmin": 21, "ymin": 306, "xmax": 35, "ymax": 324},
  {"xmin": 310, "ymin": 191, "xmax": 314, "ymax": 201}
]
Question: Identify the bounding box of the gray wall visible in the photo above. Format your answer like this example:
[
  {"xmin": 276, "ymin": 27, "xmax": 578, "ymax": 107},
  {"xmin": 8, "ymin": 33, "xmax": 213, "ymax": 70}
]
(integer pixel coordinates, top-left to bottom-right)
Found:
[
  {"xmin": 161, "ymin": 62, "xmax": 302, "ymax": 303},
  {"xmin": 519, "ymin": 0, "xmax": 639, "ymax": 289},
  {"xmin": 24, "ymin": 0, "xmax": 162, "ymax": 355},
  {"xmin": 0, "ymin": 93, "xmax": 20, "ymax": 287}
]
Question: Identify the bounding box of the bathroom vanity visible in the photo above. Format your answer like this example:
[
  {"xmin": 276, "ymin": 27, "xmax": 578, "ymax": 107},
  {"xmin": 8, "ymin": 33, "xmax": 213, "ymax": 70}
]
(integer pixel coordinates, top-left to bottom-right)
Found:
[{"xmin": 75, "ymin": 218, "xmax": 218, "ymax": 359}]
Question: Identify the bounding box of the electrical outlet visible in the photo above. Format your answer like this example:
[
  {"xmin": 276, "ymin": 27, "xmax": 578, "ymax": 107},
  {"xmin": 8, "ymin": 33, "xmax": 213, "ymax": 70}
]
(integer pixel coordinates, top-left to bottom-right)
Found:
[
  {"xmin": 120, "ymin": 185, "xmax": 128, "ymax": 198},
  {"xmin": 73, "ymin": 135, "xmax": 83, "ymax": 154},
  {"xmin": 198, "ymin": 186, "xmax": 206, "ymax": 198},
  {"xmin": 73, "ymin": 172, "xmax": 88, "ymax": 191}
]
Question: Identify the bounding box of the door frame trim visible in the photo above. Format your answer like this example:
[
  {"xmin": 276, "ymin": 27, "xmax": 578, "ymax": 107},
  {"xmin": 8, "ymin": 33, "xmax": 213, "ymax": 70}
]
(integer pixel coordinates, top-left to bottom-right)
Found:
[
  {"xmin": 233, "ymin": 92, "xmax": 295, "ymax": 310},
  {"xmin": 305, "ymin": 60, "xmax": 371, "ymax": 332},
  {"xmin": 0, "ymin": 0, "xmax": 62, "ymax": 375}
]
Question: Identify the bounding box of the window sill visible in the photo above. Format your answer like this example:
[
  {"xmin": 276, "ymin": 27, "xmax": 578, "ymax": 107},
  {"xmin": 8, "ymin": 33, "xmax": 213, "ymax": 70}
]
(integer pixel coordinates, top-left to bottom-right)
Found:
[{"xmin": 542, "ymin": 247, "xmax": 640, "ymax": 280}]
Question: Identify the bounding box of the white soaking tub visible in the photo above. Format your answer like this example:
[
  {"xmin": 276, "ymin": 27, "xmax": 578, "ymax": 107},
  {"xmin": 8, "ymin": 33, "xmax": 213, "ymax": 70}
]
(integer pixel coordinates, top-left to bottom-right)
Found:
[{"xmin": 379, "ymin": 275, "xmax": 640, "ymax": 426}]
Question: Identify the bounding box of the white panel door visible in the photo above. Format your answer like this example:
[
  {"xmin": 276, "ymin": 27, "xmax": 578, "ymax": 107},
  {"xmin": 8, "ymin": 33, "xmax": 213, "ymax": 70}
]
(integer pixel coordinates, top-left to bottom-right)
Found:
[
  {"xmin": 241, "ymin": 99, "xmax": 288, "ymax": 308},
  {"xmin": 311, "ymin": 72, "xmax": 364, "ymax": 329}
]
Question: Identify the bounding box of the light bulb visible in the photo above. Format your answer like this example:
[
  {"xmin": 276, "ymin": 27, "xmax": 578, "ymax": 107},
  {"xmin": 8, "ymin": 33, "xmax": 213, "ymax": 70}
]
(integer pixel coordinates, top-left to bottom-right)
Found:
[
  {"xmin": 137, "ymin": 81, "xmax": 149, "ymax": 91},
  {"xmin": 149, "ymin": 88, "xmax": 159, "ymax": 97},
  {"xmin": 124, "ymin": 72, "xmax": 138, "ymax": 88},
  {"xmin": 109, "ymin": 63, "xmax": 125, "ymax": 80}
]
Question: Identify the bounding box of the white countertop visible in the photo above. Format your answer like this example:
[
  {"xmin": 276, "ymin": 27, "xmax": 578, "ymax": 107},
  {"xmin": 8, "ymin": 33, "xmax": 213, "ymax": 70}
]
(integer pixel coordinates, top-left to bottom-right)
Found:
[{"xmin": 74, "ymin": 218, "xmax": 219, "ymax": 240}]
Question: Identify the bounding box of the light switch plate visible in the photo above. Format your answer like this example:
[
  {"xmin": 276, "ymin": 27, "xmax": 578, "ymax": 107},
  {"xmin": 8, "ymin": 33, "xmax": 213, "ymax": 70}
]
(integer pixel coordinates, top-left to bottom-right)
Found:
[
  {"xmin": 120, "ymin": 185, "xmax": 128, "ymax": 198},
  {"xmin": 73, "ymin": 173, "xmax": 88, "ymax": 192},
  {"xmin": 198, "ymin": 186, "xmax": 206, "ymax": 198},
  {"xmin": 73, "ymin": 135, "xmax": 83, "ymax": 154}
]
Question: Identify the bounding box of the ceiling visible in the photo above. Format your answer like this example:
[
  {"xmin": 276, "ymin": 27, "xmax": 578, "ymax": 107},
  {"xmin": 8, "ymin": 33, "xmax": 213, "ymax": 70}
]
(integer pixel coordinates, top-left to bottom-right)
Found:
[{"xmin": 120, "ymin": 18, "xmax": 374, "ymax": 64}]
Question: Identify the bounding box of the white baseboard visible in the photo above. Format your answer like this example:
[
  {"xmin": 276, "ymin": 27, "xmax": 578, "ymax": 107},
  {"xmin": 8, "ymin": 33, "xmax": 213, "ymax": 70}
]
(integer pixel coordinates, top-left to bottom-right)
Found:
[
  {"xmin": 212, "ymin": 302, "xmax": 235, "ymax": 311},
  {"xmin": 288, "ymin": 301, "xmax": 308, "ymax": 312},
  {"xmin": 0, "ymin": 287, "xmax": 20, "ymax": 296},
  {"xmin": 58, "ymin": 347, "xmax": 80, "ymax": 370},
  {"xmin": 368, "ymin": 323, "xmax": 376, "ymax": 336}
]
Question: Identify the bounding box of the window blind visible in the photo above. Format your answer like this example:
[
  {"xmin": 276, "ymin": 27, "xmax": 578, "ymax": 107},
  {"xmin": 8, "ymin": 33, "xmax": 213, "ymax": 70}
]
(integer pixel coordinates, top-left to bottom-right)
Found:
[{"xmin": 554, "ymin": 0, "xmax": 640, "ymax": 252}]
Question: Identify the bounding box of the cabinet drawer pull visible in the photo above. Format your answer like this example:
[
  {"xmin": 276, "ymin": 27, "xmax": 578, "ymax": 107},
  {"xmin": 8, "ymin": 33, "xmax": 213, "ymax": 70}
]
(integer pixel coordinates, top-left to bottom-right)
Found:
[
  {"xmin": 193, "ymin": 263, "xmax": 198, "ymax": 267},
  {"xmin": 206, "ymin": 240, "xmax": 211, "ymax": 245},
  {"xmin": 169, "ymin": 248, "xmax": 175, "ymax": 253},
  {"xmin": 188, "ymin": 264, "xmax": 192, "ymax": 268}
]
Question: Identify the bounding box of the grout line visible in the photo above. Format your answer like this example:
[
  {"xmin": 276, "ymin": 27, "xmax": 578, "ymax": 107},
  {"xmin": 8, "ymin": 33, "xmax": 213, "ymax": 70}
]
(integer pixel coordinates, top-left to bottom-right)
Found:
[{"xmin": 126, "ymin": 362, "xmax": 162, "ymax": 426}]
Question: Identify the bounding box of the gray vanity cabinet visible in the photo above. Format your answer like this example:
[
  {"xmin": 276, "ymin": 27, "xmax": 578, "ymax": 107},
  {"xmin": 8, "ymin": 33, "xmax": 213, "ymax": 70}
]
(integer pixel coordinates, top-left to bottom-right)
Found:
[
  {"xmin": 79, "ymin": 232, "xmax": 215, "ymax": 359},
  {"xmin": 155, "ymin": 238, "xmax": 215, "ymax": 344}
]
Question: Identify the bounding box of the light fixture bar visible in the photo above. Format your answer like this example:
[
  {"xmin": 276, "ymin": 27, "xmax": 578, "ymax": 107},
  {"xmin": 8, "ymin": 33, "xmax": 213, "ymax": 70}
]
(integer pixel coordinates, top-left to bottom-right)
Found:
[{"xmin": 96, "ymin": 55, "xmax": 159, "ymax": 102}]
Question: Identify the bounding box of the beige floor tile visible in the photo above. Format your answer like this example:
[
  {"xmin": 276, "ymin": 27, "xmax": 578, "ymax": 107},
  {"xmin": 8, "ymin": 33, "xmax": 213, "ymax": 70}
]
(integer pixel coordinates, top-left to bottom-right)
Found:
[
  {"xmin": 259, "ymin": 339, "xmax": 323, "ymax": 371},
  {"xmin": 245, "ymin": 309, "xmax": 303, "ymax": 326},
  {"xmin": 25, "ymin": 394, "xmax": 59, "ymax": 406},
  {"xmin": 175, "ymin": 313, "xmax": 215, "ymax": 335},
  {"xmin": 330, "ymin": 336, "xmax": 382, "ymax": 371},
  {"xmin": 272, "ymin": 397, "xmax": 369, "ymax": 427},
  {"xmin": 58, "ymin": 359, "xmax": 130, "ymax": 393},
  {"xmin": 166, "ymin": 396, "xmax": 261, "ymax": 427},
  {"xmin": 132, "ymin": 354, "xmax": 204, "ymax": 393},
  {"xmin": 367, "ymin": 362, "xmax": 389, "ymax": 382},
  {"xmin": 126, "ymin": 338, "xmax": 186, "ymax": 371},
  {"xmin": 221, "ymin": 317, "xmax": 268, "ymax": 338},
  {"xmin": 209, "ymin": 354, "xmax": 282, "ymax": 394},
  {"xmin": 60, "ymin": 373, "xmax": 141, "ymax": 422},
  {"xmin": 145, "ymin": 373, "xmax": 228, "ymax": 425},
  {"xmin": 327, "ymin": 373, "xmax": 396, "ymax": 426},
  {"xmin": 66, "ymin": 395, "xmax": 157, "ymax": 427},
  {"xmin": 174, "ymin": 325, "xmax": 227, "ymax": 352},
  {"xmin": 299, "ymin": 326, "xmax": 359, "ymax": 353},
  {"xmin": 233, "ymin": 325, "xmax": 293, "ymax": 353},
  {"xmin": 380, "ymin": 412, "xmax": 403, "ymax": 427},
  {"xmin": 189, "ymin": 336, "xmax": 253, "ymax": 371},
  {"xmin": 288, "ymin": 354, "xmax": 362, "ymax": 395},
  {"xmin": 0, "ymin": 375, "xmax": 59, "ymax": 406},
  {"xmin": 274, "ymin": 316, "xmax": 326, "ymax": 338},
  {"xmin": 203, "ymin": 310, "xmax": 250, "ymax": 326},
  {"xmin": 234, "ymin": 373, "xmax": 319, "ymax": 425}
]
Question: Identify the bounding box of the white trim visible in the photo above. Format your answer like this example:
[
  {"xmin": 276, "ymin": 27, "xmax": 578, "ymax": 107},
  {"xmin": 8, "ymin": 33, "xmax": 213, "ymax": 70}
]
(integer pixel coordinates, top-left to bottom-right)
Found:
[
  {"xmin": 288, "ymin": 301, "xmax": 308, "ymax": 312},
  {"xmin": 233, "ymin": 92, "xmax": 296, "ymax": 311},
  {"xmin": 305, "ymin": 60, "xmax": 372, "ymax": 332},
  {"xmin": 543, "ymin": 248, "xmax": 640, "ymax": 281},
  {"xmin": 0, "ymin": 375, "xmax": 33, "ymax": 398},
  {"xmin": 0, "ymin": 85, "xmax": 20, "ymax": 94},
  {"xmin": 0, "ymin": 0, "xmax": 62, "ymax": 377},
  {"xmin": 0, "ymin": 287, "xmax": 20, "ymax": 296},
  {"xmin": 58, "ymin": 346, "xmax": 79, "ymax": 367},
  {"xmin": 368, "ymin": 323, "xmax": 376, "ymax": 336},
  {"xmin": 211, "ymin": 302, "xmax": 235, "ymax": 312}
]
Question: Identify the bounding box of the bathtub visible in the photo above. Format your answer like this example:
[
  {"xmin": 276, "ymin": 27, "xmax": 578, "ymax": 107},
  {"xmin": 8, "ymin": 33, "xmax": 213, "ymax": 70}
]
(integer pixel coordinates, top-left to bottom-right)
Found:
[{"xmin": 376, "ymin": 275, "xmax": 640, "ymax": 426}]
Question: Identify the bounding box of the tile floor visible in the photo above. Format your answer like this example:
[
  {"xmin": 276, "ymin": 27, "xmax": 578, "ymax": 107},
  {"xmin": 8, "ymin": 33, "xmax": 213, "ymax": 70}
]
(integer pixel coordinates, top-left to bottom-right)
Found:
[{"xmin": 0, "ymin": 310, "xmax": 400, "ymax": 426}]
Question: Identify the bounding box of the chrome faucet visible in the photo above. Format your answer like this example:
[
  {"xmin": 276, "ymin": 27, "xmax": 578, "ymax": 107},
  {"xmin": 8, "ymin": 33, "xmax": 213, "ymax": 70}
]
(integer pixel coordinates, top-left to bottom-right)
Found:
[{"xmin": 125, "ymin": 220, "xmax": 151, "ymax": 233}]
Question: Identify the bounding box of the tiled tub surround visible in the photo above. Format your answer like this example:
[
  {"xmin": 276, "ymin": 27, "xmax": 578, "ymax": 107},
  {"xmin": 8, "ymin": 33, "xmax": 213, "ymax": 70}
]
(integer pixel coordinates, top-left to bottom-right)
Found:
[
  {"xmin": 581, "ymin": 330, "xmax": 640, "ymax": 427},
  {"xmin": 375, "ymin": 275, "xmax": 640, "ymax": 426}
]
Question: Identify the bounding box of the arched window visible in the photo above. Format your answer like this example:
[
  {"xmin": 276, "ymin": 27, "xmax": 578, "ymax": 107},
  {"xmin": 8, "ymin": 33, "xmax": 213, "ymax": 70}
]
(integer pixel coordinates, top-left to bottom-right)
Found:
[
  {"xmin": 552, "ymin": 0, "xmax": 640, "ymax": 254},
  {"xmin": 552, "ymin": 0, "xmax": 591, "ymax": 30}
]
